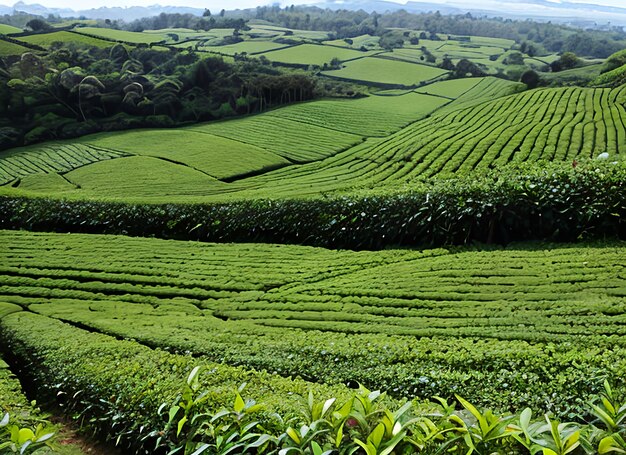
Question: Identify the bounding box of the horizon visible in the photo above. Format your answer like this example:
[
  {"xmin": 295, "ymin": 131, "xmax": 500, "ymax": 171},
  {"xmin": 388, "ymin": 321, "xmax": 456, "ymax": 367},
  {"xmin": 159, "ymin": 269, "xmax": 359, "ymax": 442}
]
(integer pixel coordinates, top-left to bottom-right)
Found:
[{"xmin": 2, "ymin": 0, "xmax": 626, "ymax": 12}]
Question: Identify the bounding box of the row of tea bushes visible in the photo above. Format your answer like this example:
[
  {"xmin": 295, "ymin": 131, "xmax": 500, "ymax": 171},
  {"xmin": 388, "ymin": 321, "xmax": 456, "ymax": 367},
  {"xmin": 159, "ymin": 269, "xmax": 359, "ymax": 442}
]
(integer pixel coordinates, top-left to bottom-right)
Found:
[{"xmin": 0, "ymin": 160, "xmax": 624, "ymax": 250}]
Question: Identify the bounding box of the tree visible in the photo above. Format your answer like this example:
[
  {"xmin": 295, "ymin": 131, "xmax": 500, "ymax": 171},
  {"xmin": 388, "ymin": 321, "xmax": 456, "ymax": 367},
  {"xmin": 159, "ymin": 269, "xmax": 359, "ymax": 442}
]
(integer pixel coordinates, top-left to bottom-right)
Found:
[
  {"xmin": 25, "ymin": 19, "xmax": 52, "ymax": 32},
  {"xmin": 219, "ymin": 9, "xmax": 225, "ymax": 17},
  {"xmin": 559, "ymin": 52, "xmax": 580, "ymax": 70},
  {"xmin": 520, "ymin": 69, "xmax": 539, "ymax": 89},
  {"xmin": 203, "ymin": 9, "xmax": 211, "ymax": 17},
  {"xmin": 454, "ymin": 59, "xmax": 485, "ymax": 77},
  {"xmin": 550, "ymin": 52, "xmax": 579, "ymax": 72},
  {"xmin": 504, "ymin": 51, "xmax": 524, "ymax": 66},
  {"xmin": 440, "ymin": 57, "xmax": 455, "ymax": 70}
]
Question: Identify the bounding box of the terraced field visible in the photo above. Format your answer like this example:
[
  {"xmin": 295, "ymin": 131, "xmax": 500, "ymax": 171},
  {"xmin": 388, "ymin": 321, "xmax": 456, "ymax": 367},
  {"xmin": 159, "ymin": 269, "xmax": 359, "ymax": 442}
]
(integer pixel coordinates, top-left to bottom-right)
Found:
[
  {"xmin": 0, "ymin": 143, "xmax": 128, "ymax": 185},
  {"xmin": 6, "ymin": 77, "xmax": 619, "ymax": 202},
  {"xmin": 1, "ymin": 230, "xmax": 624, "ymax": 413},
  {"xmin": 0, "ymin": 87, "xmax": 453, "ymax": 195}
]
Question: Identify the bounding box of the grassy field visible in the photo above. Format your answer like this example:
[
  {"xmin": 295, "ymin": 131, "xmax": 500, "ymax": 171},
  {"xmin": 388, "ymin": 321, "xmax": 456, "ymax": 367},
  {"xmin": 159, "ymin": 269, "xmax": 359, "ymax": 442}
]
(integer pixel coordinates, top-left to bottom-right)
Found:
[
  {"xmin": 0, "ymin": 24, "xmax": 22, "ymax": 34},
  {"xmin": 0, "ymin": 77, "xmax": 541, "ymax": 200},
  {"xmin": 73, "ymin": 27, "xmax": 168, "ymax": 44},
  {"xmin": 323, "ymin": 34, "xmax": 381, "ymax": 50},
  {"xmin": 1, "ymin": 230, "xmax": 624, "ymax": 415},
  {"xmin": 414, "ymin": 77, "xmax": 484, "ymax": 98},
  {"xmin": 85, "ymin": 129, "xmax": 290, "ymax": 180},
  {"xmin": 323, "ymin": 57, "xmax": 449, "ymax": 86},
  {"xmin": 201, "ymin": 40, "xmax": 289, "ymax": 55},
  {"xmin": 1, "ymin": 21, "xmax": 626, "ymax": 455},
  {"xmin": 0, "ymin": 38, "xmax": 31, "ymax": 56},
  {"xmin": 259, "ymin": 43, "xmax": 374, "ymax": 66},
  {"xmin": 17, "ymin": 31, "xmax": 115, "ymax": 48}
]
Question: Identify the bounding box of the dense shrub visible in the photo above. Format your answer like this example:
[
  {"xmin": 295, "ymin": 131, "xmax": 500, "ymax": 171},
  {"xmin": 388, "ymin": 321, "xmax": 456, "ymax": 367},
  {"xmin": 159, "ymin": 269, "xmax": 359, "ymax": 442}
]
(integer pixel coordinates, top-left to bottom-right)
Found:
[{"xmin": 0, "ymin": 160, "xmax": 624, "ymax": 250}]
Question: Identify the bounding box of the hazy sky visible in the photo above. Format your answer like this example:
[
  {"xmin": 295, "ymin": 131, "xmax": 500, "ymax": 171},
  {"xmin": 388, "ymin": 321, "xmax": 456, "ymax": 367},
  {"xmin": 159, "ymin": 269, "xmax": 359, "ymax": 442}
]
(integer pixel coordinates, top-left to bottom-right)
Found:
[{"xmin": 2, "ymin": 0, "xmax": 626, "ymax": 12}]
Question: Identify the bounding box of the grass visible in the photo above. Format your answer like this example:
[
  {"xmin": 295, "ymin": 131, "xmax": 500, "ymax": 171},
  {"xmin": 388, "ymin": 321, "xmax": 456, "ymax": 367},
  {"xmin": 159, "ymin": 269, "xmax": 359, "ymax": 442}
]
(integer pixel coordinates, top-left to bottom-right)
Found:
[
  {"xmin": 64, "ymin": 156, "xmax": 226, "ymax": 198},
  {"xmin": 0, "ymin": 24, "xmax": 22, "ymax": 35},
  {"xmin": 0, "ymin": 142, "xmax": 127, "ymax": 185},
  {"xmin": 323, "ymin": 34, "xmax": 381, "ymax": 50},
  {"xmin": 188, "ymin": 114, "xmax": 363, "ymax": 163},
  {"xmin": 415, "ymin": 77, "xmax": 485, "ymax": 98},
  {"xmin": 1, "ymin": 230, "xmax": 625, "ymax": 413},
  {"xmin": 202, "ymin": 40, "xmax": 289, "ymax": 55},
  {"xmin": 253, "ymin": 24, "xmax": 330, "ymax": 40},
  {"xmin": 262, "ymin": 92, "xmax": 448, "ymax": 136},
  {"xmin": 18, "ymin": 31, "xmax": 114, "ymax": 48},
  {"xmin": 73, "ymin": 27, "xmax": 167, "ymax": 44},
  {"xmin": 84, "ymin": 129, "xmax": 290, "ymax": 180},
  {"xmin": 469, "ymin": 35, "xmax": 515, "ymax": 48},
  {"xmin": 0, "ymin": 38, "xmax": 30, "ymax": 56},
  {"xmin": 323, "ymin": 57, "xmax": 449, "ymax": 86},
  {"xmin": 259, "ymin": 43, "xmax": 373, "ymax": 66}
]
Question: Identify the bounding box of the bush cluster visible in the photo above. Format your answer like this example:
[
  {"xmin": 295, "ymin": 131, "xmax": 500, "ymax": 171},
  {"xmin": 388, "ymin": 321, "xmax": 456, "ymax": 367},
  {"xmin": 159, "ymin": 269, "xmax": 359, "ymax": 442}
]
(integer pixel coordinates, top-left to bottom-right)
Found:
[{"xmin": 1, "ymin": 160, "xmax": 624, "ymax": 250}]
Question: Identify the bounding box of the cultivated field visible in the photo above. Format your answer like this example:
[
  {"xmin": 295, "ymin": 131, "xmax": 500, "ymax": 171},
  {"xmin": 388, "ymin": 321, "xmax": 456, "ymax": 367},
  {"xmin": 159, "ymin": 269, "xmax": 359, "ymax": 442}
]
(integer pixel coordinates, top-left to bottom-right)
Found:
[
  {"xmin": 1, "ymin": 17, "xmax": 626, "ymax": 455},
  {"xmin": 2, "ymin": 78, "xmax": 621, "ymax": 202},
  {"xmin": 323, "ymin": 57, "xmax": 449, "ymax": 86},
  {"xmin": 0, "ymin": 39, "xmax": 31, "ymax": 56},
  {"xmin": 259, "ymin": 43, "xmax": 375, "ymax": 66},
  {"xmin": 1, "ymin": 230, "xmax": 624, "ymax": 414},
  {"xmin": 17, "ymin": 30, "xmax": 115, "ymax": 48}
]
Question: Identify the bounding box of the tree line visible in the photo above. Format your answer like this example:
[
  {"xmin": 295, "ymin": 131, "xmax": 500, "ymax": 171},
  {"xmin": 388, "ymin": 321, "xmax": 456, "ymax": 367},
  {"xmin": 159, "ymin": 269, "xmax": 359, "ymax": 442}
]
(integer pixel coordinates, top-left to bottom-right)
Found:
[{"xmin": 253, "ymin": 5, "xmax": 626, "ymax": 58}]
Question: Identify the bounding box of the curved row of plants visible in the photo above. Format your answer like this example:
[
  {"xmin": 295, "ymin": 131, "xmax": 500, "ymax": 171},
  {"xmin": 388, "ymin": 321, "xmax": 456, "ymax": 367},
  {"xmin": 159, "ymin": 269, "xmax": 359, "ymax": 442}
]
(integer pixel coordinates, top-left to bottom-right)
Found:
[
  {"xmin": 0, "ymin": 160, "xmax": 624, "ymax": 250},
  {"xmin": 1, "ymin": 307, "xmax": 625, "ymax": 455}
]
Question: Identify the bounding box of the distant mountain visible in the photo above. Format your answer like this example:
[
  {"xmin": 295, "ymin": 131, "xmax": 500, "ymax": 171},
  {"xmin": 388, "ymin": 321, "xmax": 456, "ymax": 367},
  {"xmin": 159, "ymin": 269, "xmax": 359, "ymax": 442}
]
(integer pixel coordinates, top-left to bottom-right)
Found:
[
  {"xmin": 2, "ymin": 0, "xmax": 626, "ymax": 26},
  {"xmin": 74, "ymin": 5, "xmax": 205, "ymax": 21},
  {"xmin": 313, "ymin": 0, "xmax": 626, "ymax": 26},
  {"xmin": 316, "ymin": 0, "xmax": 462, "ymax": 14},
  {"xmin": 2, "ymin": 1, "xmax": 204, "ymax": 21}
]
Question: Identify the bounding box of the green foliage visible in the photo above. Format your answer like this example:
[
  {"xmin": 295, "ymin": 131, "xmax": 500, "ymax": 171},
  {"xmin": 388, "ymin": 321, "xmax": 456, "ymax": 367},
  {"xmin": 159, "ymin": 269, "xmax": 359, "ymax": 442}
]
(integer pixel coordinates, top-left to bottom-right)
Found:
[
  {"xmin": 593, "ymin": 64, "xmax": 626, "ymax": 87},
  {"xmin": 0, "ymin": 229, "xmax": 625, "ymax": 420},
  {"xmin": 1, "ymin": 159, "xmax": 624, "ymax": 248},
  {"xmin": 0, "ymin": 311, "xmax": 350, "ymax": 453},
  {"xmin": 322, "ymin": 57, "xmax": 448, "ymax": 87},
  {"xmin": 0, "ymin": 346, "xmax": 58, "ymax": 454},
  {"xmin": 0, "ymin": 413, "xmax": 57, "ymax": 454},
  {"xmin": 602, "ymin": 49, "xmax": 626, "ymax": 74}
]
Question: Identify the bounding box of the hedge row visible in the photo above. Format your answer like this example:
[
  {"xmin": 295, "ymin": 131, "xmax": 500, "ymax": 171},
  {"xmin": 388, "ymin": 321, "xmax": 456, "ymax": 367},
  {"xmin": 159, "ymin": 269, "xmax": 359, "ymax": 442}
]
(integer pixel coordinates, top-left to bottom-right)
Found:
[
  {"xmin": 0, "ymin": 310, "xmax": 353, "ymax": 454},
  {"xmin": 0, "ymin": 161, "xmax": 624, "ymax": 250}
]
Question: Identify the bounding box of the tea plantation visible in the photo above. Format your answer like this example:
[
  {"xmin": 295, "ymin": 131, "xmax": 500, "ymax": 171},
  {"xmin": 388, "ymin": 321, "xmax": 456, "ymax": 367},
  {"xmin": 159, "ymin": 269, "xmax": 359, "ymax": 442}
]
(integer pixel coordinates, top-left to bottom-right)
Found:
[{"xmin": 1, "ymin": 14, "xmax": 626, "ymax": 455}]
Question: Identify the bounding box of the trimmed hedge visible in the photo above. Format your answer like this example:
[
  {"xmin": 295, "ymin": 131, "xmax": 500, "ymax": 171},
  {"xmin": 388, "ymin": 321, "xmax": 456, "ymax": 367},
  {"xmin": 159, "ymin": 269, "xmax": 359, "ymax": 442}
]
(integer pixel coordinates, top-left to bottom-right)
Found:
[{"xmin": 0, "ymin": 161, "xmax": 624, "ymax": 250}]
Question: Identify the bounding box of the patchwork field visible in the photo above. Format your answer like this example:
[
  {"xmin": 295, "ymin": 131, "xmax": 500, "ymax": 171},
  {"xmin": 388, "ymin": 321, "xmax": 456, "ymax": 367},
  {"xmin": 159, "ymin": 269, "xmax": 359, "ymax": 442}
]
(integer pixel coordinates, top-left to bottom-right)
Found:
[
  {"xmin": 72, "ymin": 27, "xmax": 169, "ymax": 44},
  {"xmin": 0, "ymin": 85, "xmax": 456, "ymax": 195},
  {"xmin": 3, "ymin": 78, "xmax": 620, "ymax": 203},
  {"xmin": 13, "ymin": 76, "xmax": 624, "ymax": 202}
]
